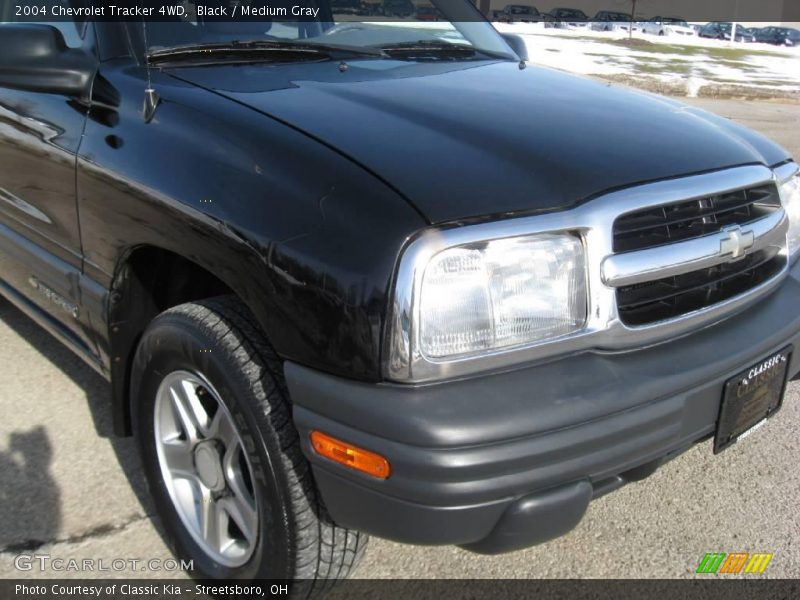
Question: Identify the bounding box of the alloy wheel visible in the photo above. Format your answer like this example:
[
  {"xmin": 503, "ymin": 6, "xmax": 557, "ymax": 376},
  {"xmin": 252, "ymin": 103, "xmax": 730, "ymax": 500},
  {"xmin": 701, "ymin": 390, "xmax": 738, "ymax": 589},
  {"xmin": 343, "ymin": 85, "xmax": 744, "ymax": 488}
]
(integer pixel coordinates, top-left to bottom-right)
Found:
[{"xmin": 154, "ymin": 370, "xmax": 259, "ymax": 567}]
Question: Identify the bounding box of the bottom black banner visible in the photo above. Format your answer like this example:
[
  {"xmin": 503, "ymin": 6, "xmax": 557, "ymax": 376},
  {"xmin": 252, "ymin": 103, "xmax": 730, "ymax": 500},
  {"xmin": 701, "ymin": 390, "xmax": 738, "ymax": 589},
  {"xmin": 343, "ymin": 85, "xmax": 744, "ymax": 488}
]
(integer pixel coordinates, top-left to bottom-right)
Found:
[{"xmin": 1, "ymin": 579, "xmax": 799, "ymax": 600}]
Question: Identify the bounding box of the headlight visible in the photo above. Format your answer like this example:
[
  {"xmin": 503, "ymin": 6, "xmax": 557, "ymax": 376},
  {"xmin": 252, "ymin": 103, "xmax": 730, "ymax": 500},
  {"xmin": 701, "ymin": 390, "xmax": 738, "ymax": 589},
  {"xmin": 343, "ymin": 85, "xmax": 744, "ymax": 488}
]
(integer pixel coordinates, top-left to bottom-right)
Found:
[
  {"xmin": 779, "ymin": 172, "xmax": 800, "ymax": 257},
  {"xmin": 417, "ymin": 233, "xmax": 586, "ymax": 359}
]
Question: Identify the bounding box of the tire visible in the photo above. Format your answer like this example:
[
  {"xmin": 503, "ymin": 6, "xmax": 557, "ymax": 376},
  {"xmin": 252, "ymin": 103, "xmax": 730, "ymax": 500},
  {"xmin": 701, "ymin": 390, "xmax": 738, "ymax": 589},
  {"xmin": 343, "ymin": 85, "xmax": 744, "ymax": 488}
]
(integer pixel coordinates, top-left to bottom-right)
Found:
[{"xmin": 131, "ymin": 296, "xmax": 367, "ymax": 590}]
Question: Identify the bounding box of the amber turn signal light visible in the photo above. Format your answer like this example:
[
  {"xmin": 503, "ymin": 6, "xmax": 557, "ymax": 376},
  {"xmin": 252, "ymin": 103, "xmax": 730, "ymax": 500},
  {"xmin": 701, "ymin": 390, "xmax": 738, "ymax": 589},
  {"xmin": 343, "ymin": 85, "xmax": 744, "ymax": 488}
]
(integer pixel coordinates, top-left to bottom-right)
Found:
[{"xmin": 310, "ymin": 431, "xmax": 391, "ymax": 480}]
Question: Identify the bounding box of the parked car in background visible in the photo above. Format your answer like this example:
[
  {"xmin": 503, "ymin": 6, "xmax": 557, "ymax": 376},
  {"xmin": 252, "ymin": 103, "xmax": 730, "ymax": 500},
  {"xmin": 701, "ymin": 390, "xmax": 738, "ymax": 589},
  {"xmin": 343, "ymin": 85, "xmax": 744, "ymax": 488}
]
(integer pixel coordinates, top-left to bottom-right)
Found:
[
  {"xmin": 497, "ymin": 4, "xmax": 542, "ymax": 23},
  {"xmin": 754, "ymin": 26, "xmax": 800, "ymax": 46},
  {"xmin": 548, "ymin": 7, "xmax": 589, "ymax": 29},
  {"xmin": 699, "ymin": 22, "xmax": 754, "ymax": 42},
  {"xmin": 590, "ymin": 11, "xmax": 632, "ymax": 32},
  {"xmin": 737, "ymin": 26, "xmax": 756, "ymax": 43},
  {"xmin": 330, "ymin": 0, "xmax": 366, "ymax": 15},
  {"xmin": 382, "ymin": 0, "xmax": 414, "ymax": 17},
  {"xmin": 415, "ymin": 5, "xmax": 441, "ymax": 20},
  {"xmin": 362, "ymin": 0, "xmax": 383, "ymax": 15},
  {"xmin": 738, "ymin": 27, "xmax": 760, "ymax": 42},
  {"xmin": 640, "ymin": 17, "xmax": 695, "ymax": 37}
]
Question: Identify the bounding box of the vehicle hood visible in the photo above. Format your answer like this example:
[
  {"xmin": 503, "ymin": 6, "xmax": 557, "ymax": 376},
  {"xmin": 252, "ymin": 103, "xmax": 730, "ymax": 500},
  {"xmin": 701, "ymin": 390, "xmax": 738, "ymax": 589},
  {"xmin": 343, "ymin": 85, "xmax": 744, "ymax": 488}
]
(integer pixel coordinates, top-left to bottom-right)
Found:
[{"xmin": 170, "ymin": 59, "xmax": 791, "ymax": 224}]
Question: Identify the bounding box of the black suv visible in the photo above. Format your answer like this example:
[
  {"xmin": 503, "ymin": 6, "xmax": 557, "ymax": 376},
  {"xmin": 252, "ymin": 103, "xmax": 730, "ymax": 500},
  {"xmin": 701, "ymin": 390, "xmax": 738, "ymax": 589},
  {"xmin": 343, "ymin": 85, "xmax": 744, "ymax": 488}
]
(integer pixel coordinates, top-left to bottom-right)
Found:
[{"xmin": 1, "ymin": 0, "xmax": 799, "ymax": 586}]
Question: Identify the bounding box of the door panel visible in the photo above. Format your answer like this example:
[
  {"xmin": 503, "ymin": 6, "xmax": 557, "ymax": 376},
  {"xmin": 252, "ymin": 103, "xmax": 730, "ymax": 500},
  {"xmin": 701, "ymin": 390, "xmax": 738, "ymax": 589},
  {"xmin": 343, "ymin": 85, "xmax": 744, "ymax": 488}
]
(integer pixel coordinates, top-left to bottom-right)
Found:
[
  {"xmin": 0, "ymin": 21, "xmax": 99, "ymax": 359},
  {"xmin": 0, "ymin": 87, "xmax": 85, "ymax": 263}
]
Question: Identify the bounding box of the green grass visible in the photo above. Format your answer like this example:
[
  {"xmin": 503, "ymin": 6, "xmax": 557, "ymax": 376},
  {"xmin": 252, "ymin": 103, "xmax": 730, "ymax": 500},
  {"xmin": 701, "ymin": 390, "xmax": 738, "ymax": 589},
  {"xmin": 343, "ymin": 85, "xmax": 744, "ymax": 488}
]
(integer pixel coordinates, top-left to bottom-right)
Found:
[
  {"xmin": 709, "ymin": 77, "xmax": 797, "ymax": 87},
  {"xmin": 602, "ymin": 38, "xmax": 787, "ymax": 61},
  {"xmin": 539, "ymin": 31, "xmax": 797, "ymax": 93},
  {"xmin": 545, "ymin": 33, "xmax": 788, "ymax": 61},
  {"xmin": 597, "ymin": 55, "xmax": 773, "ymax": 80},
  {"xmin": 637, "ymin": 58, "xmax": 692, "ymax": 75},
  {"xmin": 569, "ymin": 39, "xmax": 786, "ymax": 79}
]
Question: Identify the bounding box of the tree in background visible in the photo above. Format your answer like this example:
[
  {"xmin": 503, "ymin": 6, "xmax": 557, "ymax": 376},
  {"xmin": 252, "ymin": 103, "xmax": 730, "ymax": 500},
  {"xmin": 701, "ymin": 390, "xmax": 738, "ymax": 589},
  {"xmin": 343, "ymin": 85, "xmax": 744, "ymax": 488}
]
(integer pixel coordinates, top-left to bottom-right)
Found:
[{"xmin": 627, "ymin": 0, "xmax": 639, "ymax": 39}]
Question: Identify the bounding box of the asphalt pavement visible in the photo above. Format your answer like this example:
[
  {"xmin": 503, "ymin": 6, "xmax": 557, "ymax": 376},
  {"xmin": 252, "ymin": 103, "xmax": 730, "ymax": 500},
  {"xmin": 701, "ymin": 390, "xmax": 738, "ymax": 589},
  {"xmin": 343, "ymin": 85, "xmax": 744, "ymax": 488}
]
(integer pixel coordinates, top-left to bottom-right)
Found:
[{"xmin": 1, "ymin": 98, "xmax": 799, "ymax": 580}]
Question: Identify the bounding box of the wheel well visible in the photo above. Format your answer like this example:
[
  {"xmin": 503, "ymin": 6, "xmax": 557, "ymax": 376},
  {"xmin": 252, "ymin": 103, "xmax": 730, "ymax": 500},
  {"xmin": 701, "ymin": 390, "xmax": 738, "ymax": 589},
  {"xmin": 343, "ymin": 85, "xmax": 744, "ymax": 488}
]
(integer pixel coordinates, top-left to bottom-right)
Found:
[{"xmin": 108, "ymin": 246, "xmax": 234, "ymax": 436}]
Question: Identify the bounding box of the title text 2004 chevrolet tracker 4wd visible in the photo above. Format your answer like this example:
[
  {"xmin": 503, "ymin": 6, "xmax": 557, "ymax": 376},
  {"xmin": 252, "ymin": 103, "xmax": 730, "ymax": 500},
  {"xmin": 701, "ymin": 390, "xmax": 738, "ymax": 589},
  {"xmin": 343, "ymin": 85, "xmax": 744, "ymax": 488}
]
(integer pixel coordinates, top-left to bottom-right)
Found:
[{"xmin": 1, "ymin": 0, "xmax": 800, "ymax": 584}]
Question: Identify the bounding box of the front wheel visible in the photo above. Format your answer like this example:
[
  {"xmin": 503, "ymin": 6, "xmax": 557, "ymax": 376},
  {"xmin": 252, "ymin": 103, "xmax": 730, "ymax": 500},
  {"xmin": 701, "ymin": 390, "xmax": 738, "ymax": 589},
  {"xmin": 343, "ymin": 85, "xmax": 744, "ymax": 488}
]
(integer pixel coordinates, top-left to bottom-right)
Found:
[{"xmin": 131, "ymin": 296, "xmax": 367, "ymax": 586}]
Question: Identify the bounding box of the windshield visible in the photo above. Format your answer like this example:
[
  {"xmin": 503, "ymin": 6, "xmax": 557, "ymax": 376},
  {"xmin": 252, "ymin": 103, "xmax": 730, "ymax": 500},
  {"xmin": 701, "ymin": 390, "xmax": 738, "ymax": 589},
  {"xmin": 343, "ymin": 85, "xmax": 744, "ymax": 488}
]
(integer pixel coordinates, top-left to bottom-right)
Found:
[{"xmin": 139, "ymin": 0, "xmax": 513, "ymax": 60}]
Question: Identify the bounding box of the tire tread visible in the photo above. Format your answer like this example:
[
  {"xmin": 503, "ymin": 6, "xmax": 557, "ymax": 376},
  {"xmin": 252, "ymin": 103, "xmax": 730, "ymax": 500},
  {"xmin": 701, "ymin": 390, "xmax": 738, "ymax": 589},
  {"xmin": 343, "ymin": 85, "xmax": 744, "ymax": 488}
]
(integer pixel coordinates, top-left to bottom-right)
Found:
[{"xmin": 156, "ymin": 296, "xmax": 367, "ymax": 590}]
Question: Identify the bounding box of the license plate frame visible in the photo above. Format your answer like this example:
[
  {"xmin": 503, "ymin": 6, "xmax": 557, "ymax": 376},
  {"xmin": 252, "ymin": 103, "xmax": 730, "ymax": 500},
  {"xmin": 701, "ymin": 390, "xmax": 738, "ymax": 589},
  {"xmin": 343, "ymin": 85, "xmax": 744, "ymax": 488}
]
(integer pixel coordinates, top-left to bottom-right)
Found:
[{"xmin": 713, "ymin": 346, "xmax": 792, "ymax": 454}]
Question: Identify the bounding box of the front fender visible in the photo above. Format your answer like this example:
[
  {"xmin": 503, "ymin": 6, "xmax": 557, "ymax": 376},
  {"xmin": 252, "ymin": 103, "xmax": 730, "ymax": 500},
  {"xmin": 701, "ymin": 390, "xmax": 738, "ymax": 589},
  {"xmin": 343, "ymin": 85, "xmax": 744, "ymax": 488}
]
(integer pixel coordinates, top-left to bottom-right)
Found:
[{"xmin": 77, "ymin": 64, "xmax": 424, "ymax": 383}]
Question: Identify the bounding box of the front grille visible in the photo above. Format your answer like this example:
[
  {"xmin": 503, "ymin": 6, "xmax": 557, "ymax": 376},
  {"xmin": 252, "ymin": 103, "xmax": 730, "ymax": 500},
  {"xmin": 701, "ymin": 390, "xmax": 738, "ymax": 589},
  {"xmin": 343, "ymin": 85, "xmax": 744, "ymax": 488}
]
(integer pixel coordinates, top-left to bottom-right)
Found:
[
  {"xmin": 613, "ymin": 182, "xmax": 785, "ymax": 326},
  {"xmin": 613, "ymin": 183, "xmax": 781, "ymax": 253},
  {"xmin": 617, "ymin": 249, "xmax": 785, "ymax": 326}
]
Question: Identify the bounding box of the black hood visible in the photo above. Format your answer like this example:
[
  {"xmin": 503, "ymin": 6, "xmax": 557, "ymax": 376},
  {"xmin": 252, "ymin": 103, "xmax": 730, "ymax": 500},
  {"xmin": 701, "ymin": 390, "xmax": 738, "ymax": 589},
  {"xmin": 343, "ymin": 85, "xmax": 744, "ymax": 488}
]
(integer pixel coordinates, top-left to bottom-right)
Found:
[{"xmin": 171, "ymin": 59, "xmax": 792, "ymax": 224}]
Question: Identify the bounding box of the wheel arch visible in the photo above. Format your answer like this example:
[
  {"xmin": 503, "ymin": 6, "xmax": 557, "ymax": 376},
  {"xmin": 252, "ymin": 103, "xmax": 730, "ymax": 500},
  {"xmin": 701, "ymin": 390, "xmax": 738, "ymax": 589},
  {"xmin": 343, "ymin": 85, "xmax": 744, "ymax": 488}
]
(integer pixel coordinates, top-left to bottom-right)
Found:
[{"xmin": 106, "ymin": 244, "xmax": 250, "ymax": 436}]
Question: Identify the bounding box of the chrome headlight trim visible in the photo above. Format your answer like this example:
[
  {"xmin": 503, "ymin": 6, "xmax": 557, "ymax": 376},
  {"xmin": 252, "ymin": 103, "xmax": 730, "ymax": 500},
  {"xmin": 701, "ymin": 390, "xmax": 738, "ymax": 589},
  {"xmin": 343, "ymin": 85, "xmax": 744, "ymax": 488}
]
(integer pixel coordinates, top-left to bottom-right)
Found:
[
  {"xmin": 385, "ymin": 164, "xmax": 791, "ymax": 383},
  {"xmin": 775, "ymin": 162, "xmax": 800, "ymax": 261},
  {"xmin": 417, "ymin": 233, "xmax": 588, "ymax": 359},
  {"xmin": 775, "ymin": 162, "xmax": 800, "ymax": 183}
]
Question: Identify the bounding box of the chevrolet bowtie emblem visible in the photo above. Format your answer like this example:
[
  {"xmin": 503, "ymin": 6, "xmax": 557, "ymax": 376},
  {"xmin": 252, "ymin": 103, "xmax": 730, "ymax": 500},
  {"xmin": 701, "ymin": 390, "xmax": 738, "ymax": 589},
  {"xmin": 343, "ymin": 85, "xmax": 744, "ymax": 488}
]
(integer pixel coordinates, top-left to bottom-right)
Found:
[{"xmin": 719, "ymin": 225, "xmax": 755, "ymax": 260}]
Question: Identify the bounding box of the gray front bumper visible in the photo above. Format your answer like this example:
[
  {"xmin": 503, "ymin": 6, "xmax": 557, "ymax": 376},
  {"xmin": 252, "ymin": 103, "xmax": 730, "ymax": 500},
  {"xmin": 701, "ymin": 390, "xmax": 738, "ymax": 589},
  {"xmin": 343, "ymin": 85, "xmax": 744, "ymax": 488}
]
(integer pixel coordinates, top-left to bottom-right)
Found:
[{"xmin": 286, "ymin": 259, "xmax": 800, "ymax": 554}]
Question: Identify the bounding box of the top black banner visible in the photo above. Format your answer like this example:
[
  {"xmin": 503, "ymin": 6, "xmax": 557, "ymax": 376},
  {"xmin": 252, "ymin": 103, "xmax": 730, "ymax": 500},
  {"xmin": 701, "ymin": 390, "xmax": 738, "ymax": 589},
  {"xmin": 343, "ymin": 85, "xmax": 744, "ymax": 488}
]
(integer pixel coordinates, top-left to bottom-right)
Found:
[{"xmin": 1, "ymin": 0, "xmax": 799, "ymax": 23}]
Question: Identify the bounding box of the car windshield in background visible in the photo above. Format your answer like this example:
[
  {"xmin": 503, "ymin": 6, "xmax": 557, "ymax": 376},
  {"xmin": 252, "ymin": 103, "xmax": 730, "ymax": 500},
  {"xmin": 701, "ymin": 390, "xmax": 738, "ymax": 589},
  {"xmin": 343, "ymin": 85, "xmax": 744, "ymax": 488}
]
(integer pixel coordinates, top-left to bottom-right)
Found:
[
  {"xmin": 509, "ymin": 6, "xmax": 539, "ymax": 15},
  {"xmin": 550, "ymin": 8, "xmax": 587, "ymax": 20},
  {"xmin": 662, "ymin": 18, "xmax": 689, "ymax": 26},
  {"xmin": 141, "ymin": 0, "xmax": 514, "ymax": 61}
]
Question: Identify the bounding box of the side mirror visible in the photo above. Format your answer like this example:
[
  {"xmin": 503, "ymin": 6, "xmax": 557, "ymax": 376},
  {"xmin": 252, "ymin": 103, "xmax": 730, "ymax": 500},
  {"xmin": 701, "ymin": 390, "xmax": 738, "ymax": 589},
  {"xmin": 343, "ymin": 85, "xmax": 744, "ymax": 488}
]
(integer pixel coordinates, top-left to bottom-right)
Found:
[
  {"xmin": 500, "ymin": 33, "xmax": 529, "ymax": 62},
  {"xmin": 0, "ymin": 24, "xmax": 96, "ymax": 97}
]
